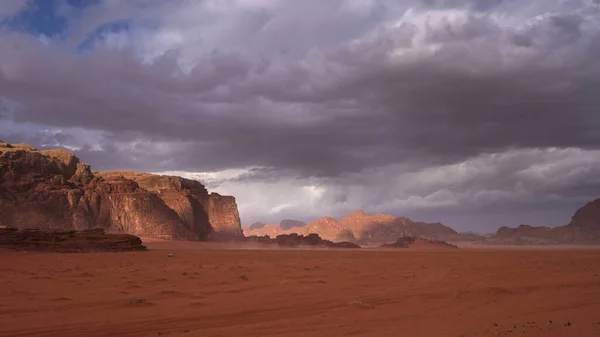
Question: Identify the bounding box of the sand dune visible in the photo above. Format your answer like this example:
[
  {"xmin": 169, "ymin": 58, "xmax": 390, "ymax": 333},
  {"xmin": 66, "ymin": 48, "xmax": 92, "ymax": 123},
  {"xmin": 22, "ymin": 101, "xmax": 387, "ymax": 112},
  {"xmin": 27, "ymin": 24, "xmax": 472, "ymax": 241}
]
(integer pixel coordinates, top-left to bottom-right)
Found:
[{"xmin": 1, "ymin": 241, "xmax": 600, "ymax": 337}]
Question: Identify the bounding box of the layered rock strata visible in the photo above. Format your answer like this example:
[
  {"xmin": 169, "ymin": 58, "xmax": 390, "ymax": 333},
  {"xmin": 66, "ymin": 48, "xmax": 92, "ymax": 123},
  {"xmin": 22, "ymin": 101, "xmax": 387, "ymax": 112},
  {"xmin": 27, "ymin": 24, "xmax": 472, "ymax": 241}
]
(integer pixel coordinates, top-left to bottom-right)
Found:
[{"xmin": 0, "ymin": 140, "xmax": 243, "ymax": 240}]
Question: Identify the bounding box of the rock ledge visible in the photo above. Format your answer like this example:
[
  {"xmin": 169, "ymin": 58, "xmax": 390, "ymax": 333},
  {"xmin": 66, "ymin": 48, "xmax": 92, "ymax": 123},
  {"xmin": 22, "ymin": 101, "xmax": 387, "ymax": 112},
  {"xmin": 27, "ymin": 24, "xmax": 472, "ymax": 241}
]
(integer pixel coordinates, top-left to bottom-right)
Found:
[{"xmin": 0, "ymin": 227, "xmax": 147, "ymax": 252}]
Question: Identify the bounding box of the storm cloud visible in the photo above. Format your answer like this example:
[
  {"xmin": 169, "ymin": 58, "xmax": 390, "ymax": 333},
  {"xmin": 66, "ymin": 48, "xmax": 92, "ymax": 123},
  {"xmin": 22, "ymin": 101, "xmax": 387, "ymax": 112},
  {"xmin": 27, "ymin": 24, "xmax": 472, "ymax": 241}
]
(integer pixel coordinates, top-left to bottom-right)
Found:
[{"xmin": 1, "ymin": 0, "xmax": 599, "ymax": 231}]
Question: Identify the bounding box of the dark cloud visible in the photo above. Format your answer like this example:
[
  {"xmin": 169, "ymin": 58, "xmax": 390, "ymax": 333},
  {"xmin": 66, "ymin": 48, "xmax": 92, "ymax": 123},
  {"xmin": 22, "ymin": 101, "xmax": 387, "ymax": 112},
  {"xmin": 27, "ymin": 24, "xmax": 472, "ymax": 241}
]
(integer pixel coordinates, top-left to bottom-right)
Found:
[{"xmin": 1, "ymin": 0, "xmax": 600, "ymax": 230}]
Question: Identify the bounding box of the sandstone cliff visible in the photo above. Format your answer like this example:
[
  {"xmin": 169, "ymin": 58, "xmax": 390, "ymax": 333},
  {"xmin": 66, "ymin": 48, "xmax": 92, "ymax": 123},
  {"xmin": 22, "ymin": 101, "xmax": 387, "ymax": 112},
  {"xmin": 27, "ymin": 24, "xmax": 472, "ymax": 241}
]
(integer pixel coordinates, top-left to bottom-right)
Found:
[{"xmin": 0, "ymin": 140, "xmax": 243, "ymax": 240}]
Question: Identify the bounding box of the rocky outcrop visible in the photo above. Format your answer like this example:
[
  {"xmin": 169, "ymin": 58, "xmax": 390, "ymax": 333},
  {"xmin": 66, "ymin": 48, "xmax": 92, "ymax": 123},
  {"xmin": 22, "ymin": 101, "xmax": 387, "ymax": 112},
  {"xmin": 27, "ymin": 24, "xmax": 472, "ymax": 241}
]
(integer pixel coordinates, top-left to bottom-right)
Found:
[
  {"xmin": 340, "ymin": 210, "xmax": 395, "ymax": 239},
  {"xmin": 245, "ymin": 233, "xmax": 360, "ymax": 249},
  {"xmin": 303, "ymin": 216, "xmax": 346, "ymax": 241},
  {"xmin": 566, "ymin": 198, "xmax": 600, "ymax": 242},
  {"xmin": 493, "ymin": 224, "xmax": 562, "ymax": 244},
  {"xmin": 244, "ymin": 210, "xmax": 474, "ymax": 245},
  {"xmin": 205, "ymin": 193, "xmax": 243, "ymax": 239},
  {"xmin": 0, "ymin": 141, "xmax": 243, "ymax": 240},
  {"xmin": 243, "ymin": 216, "xmax": 344, "ymax": 241},
  {"xmin": 484, "ymin": 199, "xmax": 600, "ymax": 245},
  {"xmin": 0, "ymin": 227, "xmax": 146, "ymax": 252},
  {"xmin": 380, "ymin": 237, "xmax": 458, "ymax": 249}
]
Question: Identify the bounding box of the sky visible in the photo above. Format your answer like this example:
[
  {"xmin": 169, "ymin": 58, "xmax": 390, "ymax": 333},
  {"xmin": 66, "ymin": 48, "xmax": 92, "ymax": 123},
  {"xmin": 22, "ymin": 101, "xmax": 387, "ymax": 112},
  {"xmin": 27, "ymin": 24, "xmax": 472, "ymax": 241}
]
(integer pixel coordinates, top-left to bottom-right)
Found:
[{"xmin": 1, "ymin": 0, "xmax": 600, "ymax": 233}]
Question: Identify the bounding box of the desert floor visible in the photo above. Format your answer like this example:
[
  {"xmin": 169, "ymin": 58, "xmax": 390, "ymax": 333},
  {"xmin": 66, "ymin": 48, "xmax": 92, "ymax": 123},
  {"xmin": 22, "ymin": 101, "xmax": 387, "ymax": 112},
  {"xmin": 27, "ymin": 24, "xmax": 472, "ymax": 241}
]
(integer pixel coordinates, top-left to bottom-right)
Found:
[{"xmin": 1, "ymin": 242, "xmax": 600, "ymax": 337}]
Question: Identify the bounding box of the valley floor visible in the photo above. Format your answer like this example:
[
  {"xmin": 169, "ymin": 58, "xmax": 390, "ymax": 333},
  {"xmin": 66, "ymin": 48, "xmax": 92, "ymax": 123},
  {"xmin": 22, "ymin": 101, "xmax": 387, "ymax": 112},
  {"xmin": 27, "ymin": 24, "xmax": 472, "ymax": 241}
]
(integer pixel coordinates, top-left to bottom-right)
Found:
[{"xmin": 1, "ymin": 241, "xmax": 600, "ymax": 337}]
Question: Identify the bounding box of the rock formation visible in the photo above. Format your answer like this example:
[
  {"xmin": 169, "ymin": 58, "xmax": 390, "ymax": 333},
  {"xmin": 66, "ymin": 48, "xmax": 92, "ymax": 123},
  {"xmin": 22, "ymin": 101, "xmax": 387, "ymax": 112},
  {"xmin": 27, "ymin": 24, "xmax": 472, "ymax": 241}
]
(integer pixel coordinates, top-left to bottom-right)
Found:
[
  {"xmin": 0, "ymin": 140, "xmax": 243, "ymax": 240},
  {"xmin": 245, "ymin": 233, "xmax": 360, "ymax": 249},
  {"xmin": 299, "ymin": 217, "xmax": 341, "ymax": 241},
  {"xmin": 490, "ymin": 224, "xmax": 563, "ymax": 244},
  {"xmin": 0, "ymin": 227, "xmax": 146, "ymax": 252},
  {"xmin": 566, "ymin": 198, "xmax": 600, "ymax": 242},
  {"xmin": 243, "ymin": 210, "xmax": 476, "ymax": 245},
  {"xmin": 341, "ymin": 210, "xmax": 396, "ymax": 239},
  {"xmin": 357, "ymin": 217, "xmax": 476, "ymax": 245},
  {"xmin": 245, "ymin": 198, "xmax": 600, "ymax": 246},
  {"xmin": 380, "ymin": 237, "xmax": 459, "ymax": 249},
  {"xmin": 486, "ymin": 198, "xmax": 600, "ymax": 245}
]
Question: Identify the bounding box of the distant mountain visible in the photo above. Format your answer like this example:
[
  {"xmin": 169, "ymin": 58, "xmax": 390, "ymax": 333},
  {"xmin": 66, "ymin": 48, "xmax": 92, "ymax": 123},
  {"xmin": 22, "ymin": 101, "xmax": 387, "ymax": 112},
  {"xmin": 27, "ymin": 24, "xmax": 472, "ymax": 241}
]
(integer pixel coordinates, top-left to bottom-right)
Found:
[
  {"xmin": 243, "ymin": 210, "xmax": 477, "ymax": 245},
  {"xmin": 483, "ymin": 198, "xmax": 600, "ymax": 245},
  {"xmin": 279, "ymin": 219, "xmax": 307, "ymax": 230},
  {"xmin": 243, "ymin": 199, "xmax": 600, "ymax": 246},
  {"xmin": 248, "ymin": 222, "xmax": 266, "ymax": 230},
  {"xmin": 356, "ymin": 218, "xmax": 475, "ymax": 245}
]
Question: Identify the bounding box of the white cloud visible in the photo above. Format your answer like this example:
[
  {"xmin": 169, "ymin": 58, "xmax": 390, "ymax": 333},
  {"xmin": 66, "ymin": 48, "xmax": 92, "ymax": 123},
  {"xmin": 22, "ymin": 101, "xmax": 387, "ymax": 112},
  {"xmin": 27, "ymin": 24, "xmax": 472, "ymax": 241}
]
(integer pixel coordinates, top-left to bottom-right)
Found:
[{"xmin": 156, "ymin": 147, "xmax": 600, "ymax": 229}]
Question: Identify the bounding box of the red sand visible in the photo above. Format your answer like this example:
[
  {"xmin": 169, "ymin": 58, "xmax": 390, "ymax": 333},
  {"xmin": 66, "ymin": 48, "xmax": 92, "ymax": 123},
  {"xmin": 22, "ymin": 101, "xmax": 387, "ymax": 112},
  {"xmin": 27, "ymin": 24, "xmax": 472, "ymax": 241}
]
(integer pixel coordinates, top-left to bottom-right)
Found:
[{"xmin": 1, "ymin": 241, "xmax": 600, "ymax": 337}]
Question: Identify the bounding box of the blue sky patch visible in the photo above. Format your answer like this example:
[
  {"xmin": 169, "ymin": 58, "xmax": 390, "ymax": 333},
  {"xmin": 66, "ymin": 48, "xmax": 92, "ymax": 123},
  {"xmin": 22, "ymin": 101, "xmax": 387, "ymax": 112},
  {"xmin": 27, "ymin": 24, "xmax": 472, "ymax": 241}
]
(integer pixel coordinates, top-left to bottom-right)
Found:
[
  {"xmin": 4, "ymin": 0, "xmax": 68, "ymax": 37},
  {"xmin": 2, "ymin": 0, "xmax": 104, "ymax": 38}
]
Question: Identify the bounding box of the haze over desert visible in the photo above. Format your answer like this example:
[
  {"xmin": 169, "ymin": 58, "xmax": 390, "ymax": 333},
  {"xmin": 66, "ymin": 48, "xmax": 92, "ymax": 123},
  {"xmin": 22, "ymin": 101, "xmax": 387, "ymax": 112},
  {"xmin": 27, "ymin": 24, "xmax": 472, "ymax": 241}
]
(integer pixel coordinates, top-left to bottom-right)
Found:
[{"xmin": 3, "ymin": 0, "xmax": 600, "ymax": 336}]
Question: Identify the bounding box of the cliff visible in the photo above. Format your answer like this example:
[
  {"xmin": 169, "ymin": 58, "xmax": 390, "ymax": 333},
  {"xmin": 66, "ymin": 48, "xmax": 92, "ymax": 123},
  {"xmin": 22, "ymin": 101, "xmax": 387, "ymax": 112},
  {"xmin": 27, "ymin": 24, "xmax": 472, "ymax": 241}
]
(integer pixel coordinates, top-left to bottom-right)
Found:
[
  {"xmin": 0, "ymin": 140, "xmax": 243, "ymax": 240},
  {"xmin": 567, "ymin": 198, "xmax": 600, "ymax": 242}
]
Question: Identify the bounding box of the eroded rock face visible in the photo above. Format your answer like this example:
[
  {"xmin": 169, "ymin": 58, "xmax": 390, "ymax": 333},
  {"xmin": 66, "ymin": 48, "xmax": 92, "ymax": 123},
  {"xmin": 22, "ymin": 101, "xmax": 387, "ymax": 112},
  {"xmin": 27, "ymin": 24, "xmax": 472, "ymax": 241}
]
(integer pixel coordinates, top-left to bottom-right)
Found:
[
  {"xmin": 205, "ymin": 193, "xmax": 244, "ymax": 240},
  {"xmin": 340, "ymin": 210, "xmax": 395, "ymax": 239},
  {"xmin": 0, "ymin": 141, "xmax": 243, "ymax": 240},
  {"xmin": 567, "ymin": 198, "xmax": 600, "ymax": 241}
]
